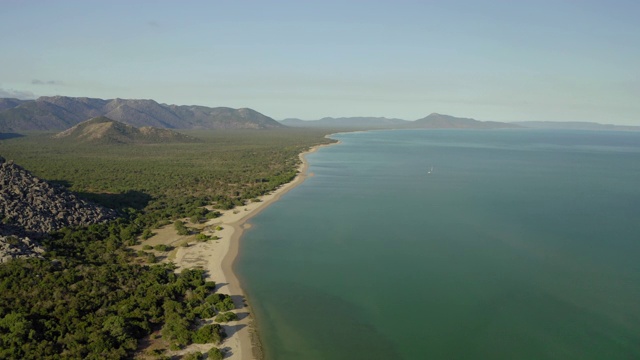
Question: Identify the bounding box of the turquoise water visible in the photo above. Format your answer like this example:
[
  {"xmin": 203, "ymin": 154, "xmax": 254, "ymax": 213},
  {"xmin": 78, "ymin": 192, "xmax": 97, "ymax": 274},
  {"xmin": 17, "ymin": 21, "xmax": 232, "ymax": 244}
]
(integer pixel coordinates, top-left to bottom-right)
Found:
[{"xmin": 236, "ymin": 130, "xmax": 640, "ymax": 359}]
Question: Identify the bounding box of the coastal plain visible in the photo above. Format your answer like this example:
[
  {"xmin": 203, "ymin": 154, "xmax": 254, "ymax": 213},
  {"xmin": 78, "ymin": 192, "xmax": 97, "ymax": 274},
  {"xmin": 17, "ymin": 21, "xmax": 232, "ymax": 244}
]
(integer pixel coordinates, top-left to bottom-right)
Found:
[{"xmin": 0, "ymin": 128, "xmax": 335, "ymax": 359}]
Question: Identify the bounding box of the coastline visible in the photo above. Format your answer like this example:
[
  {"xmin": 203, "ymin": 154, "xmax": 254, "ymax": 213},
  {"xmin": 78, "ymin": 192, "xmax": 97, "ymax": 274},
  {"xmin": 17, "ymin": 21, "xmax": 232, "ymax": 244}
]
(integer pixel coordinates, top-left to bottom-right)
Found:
[{"xmin": 167, "ymin": 140, "xmax": 338, "ymax": 359}]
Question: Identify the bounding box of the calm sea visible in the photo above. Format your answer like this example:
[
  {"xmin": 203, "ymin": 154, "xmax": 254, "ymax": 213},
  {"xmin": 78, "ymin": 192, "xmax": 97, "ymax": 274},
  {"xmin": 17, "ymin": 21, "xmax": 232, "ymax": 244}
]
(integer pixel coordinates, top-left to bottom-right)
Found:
[{"xmin": 236, "ymin": 129, "xmax": 640, "ymax": 360}]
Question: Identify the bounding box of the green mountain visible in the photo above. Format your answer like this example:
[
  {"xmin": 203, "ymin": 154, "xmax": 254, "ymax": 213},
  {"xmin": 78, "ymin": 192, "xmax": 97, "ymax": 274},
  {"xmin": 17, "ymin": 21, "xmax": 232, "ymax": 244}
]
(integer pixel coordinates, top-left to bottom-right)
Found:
[
  {"xmin": 0, "ymin": 96, "xmax": 284, "ymax": 132},
  {"xmin": 53, "ymin": 116, "xmax": 200, "ymax": 144}
]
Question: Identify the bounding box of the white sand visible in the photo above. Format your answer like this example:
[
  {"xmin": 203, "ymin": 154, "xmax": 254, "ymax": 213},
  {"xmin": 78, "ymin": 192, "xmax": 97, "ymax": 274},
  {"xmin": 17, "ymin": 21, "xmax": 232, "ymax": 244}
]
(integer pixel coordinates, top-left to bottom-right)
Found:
[{"xmin": 139, "ymin": 142, "xmax": 336, "ymax": 359}]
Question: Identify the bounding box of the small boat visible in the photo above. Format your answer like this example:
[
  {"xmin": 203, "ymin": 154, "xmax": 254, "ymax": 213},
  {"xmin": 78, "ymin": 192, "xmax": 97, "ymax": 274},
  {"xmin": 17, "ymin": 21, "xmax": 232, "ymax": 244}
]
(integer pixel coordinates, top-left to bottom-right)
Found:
[{"xmin": 428, "ymin": 166, "xmax": 433, "ymax": 174}]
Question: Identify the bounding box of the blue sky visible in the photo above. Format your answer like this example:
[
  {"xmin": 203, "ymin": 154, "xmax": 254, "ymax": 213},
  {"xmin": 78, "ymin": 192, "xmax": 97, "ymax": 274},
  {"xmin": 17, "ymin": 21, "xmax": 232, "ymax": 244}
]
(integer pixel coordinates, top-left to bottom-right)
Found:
[{"xmin": 1, "ymin": 0, "xmax": 639, "ymax": 124}]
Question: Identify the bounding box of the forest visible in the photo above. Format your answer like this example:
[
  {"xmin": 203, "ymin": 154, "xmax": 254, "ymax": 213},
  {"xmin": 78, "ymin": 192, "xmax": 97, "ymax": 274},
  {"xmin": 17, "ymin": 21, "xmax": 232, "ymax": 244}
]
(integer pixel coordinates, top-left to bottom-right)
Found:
[{"xmin": 0, "ymin": 129, "xmax": 335, "ymax": 359}]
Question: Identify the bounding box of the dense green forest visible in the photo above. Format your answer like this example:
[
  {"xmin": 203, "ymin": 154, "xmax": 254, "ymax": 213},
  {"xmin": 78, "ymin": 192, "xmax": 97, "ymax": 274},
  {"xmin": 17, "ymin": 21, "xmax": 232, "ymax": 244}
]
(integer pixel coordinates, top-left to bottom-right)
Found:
[
  {"xmin": 0, "ymin": 129, "xmax": 334, "ymax": 359},
  {"xmin": 1, "ymin": 129, "xmax": 335, "ymax": 211}
]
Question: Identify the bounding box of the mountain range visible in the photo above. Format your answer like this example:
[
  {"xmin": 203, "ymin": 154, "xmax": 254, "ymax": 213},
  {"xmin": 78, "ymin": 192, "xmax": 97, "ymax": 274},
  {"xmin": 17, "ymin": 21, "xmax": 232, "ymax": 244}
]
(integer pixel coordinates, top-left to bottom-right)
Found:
[
  {"xmin": 281, "ymin": 113, "xmax": 520, "ymax": 130},
  {"xmin": 281, "ymin": 116, "xmax": 409, "ymax": 129},
  {"xmin": 0, "ymin": 96, "xmax": 284, "ymax": 132},
  {"xmin": 2, "ymin": 96, "xmax": 636, "ymax": 133}
]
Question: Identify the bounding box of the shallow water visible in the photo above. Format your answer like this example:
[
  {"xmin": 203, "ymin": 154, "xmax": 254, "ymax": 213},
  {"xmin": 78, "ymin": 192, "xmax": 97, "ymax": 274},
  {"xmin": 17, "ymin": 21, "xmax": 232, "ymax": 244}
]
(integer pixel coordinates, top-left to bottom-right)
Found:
[{"xmin": 236, "ymin": 129, "xmax": 640, "ymax": 359}]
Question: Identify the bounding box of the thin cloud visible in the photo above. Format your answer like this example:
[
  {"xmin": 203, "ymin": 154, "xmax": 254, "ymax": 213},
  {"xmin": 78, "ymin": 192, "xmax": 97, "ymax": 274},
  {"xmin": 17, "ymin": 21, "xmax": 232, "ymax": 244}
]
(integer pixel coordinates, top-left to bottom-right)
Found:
[
  {"xmin": 31, "ymin": 79, "xmax": 63, "ymax": 86},
  {"xmin": 0, "ymin": 88, "xmax": 36, "ymax": 99}
]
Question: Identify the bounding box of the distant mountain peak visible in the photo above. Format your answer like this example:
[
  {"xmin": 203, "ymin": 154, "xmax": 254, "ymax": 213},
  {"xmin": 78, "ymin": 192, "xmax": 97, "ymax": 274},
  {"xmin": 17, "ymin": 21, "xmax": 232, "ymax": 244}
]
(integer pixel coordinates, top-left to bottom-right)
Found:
[{"xmin": 413, "ymin": 113, "xmax": 518, "ymax": 129}]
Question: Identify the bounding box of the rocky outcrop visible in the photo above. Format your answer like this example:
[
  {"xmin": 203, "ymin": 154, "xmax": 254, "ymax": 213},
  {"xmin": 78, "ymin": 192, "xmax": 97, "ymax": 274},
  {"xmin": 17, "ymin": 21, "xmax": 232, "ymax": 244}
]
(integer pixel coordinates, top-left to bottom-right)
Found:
[
  {"xmin": 0, "ymin": 156, "xmax": 117, "ymax": 261},
  {"xmin": 0, "ymin": 235, "xmax": 44, "ymax": 263}
]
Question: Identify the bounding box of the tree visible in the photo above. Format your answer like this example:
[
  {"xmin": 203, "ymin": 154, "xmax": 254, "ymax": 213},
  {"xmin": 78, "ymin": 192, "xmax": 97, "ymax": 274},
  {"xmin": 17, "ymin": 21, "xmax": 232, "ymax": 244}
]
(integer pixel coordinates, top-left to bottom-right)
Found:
[
  {"xmin": 192, "ymin": 324, "xmax": 225, "ymax": 344},
  {"xmin": 161, "ymin": 314, "xmax": 191, "ymax": 349},
  {"xmin": 102, "ymin": 315, "xmax": 128, "ymax": 343}
]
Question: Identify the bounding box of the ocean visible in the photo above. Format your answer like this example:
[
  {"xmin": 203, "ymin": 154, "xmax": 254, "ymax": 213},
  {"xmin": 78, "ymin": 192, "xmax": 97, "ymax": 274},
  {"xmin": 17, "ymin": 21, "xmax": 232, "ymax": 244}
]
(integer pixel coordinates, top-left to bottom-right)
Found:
[{"xmin": 236, "ymin": 129, "xmax": 640, "ymax": 359}]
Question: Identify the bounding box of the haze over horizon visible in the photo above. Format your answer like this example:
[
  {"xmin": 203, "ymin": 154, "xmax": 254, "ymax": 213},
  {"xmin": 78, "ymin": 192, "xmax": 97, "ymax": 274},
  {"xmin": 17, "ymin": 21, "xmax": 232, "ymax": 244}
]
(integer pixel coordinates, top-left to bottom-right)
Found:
[{"xmin": 1, "ymin": 1, "xmax": 639, "ymax": 125}]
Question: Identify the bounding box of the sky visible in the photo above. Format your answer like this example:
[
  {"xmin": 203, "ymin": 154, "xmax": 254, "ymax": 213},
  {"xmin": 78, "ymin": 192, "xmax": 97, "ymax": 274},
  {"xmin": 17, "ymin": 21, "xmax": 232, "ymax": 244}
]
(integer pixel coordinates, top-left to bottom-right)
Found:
[{"xmin": 1, "ymin": 0, "xmax": 639, "ymax": 124}]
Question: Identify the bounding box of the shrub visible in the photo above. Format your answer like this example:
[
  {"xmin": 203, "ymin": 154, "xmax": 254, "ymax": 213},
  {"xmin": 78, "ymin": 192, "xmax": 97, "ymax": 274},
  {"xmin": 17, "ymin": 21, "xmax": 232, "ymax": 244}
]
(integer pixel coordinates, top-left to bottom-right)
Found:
[
  {"xmin": 205, "ymin": 293, "xmax": 224, "ymax": 304},
  {"xmin": 183, "ymin": 352, "xmax": 203, "ymax": 360},
  {"xmin": 174, "ymin": 220, "xmax": 189, "ymax": 235},
  {"xmin": 214, "ymin": 311, "xmax": 238, "ymax": 323},
  {"xmin": 154, "ymin": 244, "xmax": 171, "ymax": 252},
  {"xmin": 154, "ymin": 219, "xmax": 171, "ymax": 228},
  {"xmin": 195, "ymin": 234, "xmax": 210, "ymax": 242},
  {"xmin": 196, "ymin": 305, "xmax": 216, "ymax": 319},
  {"xmin": 208, "ymin": 347, "xmax": 224, "ymax": 360},
  {"xmin": 141, "ymin": 229, "xmax": 155, "ymax": 239},
  {"xmin": 206, "ymin": 211, "xmax": 221, "ymax": 219},
  {"xmin": 142, "ymin": 244, "xmax": 153, "ymax": 250},
  {"xmin": 214, "ymin": 296, "xmax": 236, "ymax": 312}
]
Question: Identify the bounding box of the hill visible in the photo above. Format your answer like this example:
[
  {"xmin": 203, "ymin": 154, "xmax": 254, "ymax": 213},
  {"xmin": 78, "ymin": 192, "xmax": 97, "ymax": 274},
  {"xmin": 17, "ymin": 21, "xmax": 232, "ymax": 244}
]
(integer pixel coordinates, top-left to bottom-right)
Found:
[
  {"xmin": 0, "ymin": 98, "xmax": 27, "ymax": 111},
  {"xmin": 0, "ymin": 96, "xmax": 285, "ymax": 132},
  {"xmin": 408, "ymin": 113, "xmax": 521, "ymax": 129},
  {"xmin": 0, "ymin": 156, "xmax": 117, "ymax": 261},
  {"xmin": 53, "ymin": 116, "xmax": 200, "ymax": 144}
]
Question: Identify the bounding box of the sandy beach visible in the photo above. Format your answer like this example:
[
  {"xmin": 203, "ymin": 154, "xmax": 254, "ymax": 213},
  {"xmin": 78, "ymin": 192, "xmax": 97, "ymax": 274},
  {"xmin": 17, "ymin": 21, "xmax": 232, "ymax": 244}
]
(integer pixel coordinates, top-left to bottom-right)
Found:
[{"xmin": 136, "ymin": 141, "xmax": 335, "ymax": 359}]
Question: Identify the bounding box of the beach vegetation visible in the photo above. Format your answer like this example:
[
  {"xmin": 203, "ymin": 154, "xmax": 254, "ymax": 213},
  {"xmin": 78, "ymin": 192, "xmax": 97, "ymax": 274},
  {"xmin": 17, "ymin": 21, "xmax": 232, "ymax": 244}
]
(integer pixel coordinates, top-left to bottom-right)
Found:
[
  {"xmin": 215, "ymin": 311, "xmax": 238, "ymax": 323},
  {"xmin": 192, "ymin": 324, "xmax": 226, "ymax": 344},
  {"xmin": 215, "ymin": 297, "xmax": 236, "ymax": 312},
  {"xmin": 154, "ymin": 244, "xmax": 172, "ymax": 252},
  {"xmin": 206, "ymin": 211, "xmax": 222, "ymax": 219},
  {"xmin": 208, "ymin": 347, "xmax": 225, "ymax": 360},
  {"xmin": 174, "ymin": 220, "xmax": 190, "ymax": 235},
  {"xmin": 195, "ymin": 233, "xmax": 210, "ymax": 242},
  {"xmin": 154, "ymin": 219, "xmax": 171, "ymax": 228},
  {"xmin": 195, "ymin": 304, "xmax": 217, "ymax": 318},
  {"xmin": 141, "ymin": 228, "xmax": 155, "ymax": 239},
  {"xmin": 183, "ymin": 351, "xmax": 203, "ymax": 360}
]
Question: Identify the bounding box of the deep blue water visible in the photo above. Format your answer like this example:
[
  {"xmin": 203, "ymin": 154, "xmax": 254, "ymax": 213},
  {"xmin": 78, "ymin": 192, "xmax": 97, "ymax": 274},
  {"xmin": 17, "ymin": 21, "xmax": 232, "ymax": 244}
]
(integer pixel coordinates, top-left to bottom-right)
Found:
[{"xmin": 236, "ymin": 129, "xmax": 640, "ymax": 359}]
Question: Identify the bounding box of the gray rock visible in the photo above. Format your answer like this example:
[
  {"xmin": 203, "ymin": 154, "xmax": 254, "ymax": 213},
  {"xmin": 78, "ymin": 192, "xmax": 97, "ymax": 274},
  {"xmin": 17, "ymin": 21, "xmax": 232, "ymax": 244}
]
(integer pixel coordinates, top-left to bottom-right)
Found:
[{"xmin": 0, "ymin": 156, "xmax": 117, "ymax": 261}]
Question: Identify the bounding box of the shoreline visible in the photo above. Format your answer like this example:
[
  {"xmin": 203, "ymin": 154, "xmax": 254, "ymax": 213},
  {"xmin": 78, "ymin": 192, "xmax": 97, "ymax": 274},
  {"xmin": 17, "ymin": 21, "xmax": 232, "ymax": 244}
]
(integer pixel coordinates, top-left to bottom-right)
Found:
[
  {"xmin": 222, "ymin": 142, "xmax": 336, "ymax": 359},
  {"xmin": 167, "ymin": 140, "xmax": 339, "ymax": 359}
]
